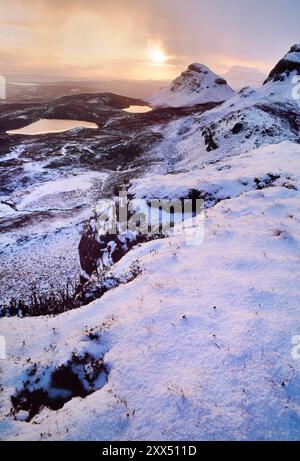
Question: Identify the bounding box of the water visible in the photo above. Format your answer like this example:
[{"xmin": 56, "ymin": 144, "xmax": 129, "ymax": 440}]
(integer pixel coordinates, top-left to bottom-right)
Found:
[
  {"xmin": 7, "ymin": 119, "xmax": 98, "ymax": 135},
  {"xmin": 122, "ymin": 105, "xmax": 152, "ymax": 113},
  {"xmin": 10, "ymin": 82, "xmax": 38, "ymax": 87}
]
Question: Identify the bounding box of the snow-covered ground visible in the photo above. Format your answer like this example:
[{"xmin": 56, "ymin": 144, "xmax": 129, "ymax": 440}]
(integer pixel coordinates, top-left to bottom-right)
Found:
[
  {"xmin": 16, "ymin": 171, "xmax": 108, "ymax": 210},
  {"xmin": 0, "ymin": 170, "xmax": 108, "ymax": 303},
  {"xmin": 130, "ymin": 141, "xmax": 299, "ymax": 201},
  {"xmin": 1, "ymin": 45, "xmax": 300, "ymax": 441},
  {"xmin": 1, "ymin": 141, "xmax": 300, "ymax": 440}
]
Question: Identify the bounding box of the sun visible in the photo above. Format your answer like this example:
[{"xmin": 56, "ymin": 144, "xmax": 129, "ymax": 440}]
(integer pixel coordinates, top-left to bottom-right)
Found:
[{"xmin": 149, "ymin": 46, "xmax": 166, "ymax": 64}]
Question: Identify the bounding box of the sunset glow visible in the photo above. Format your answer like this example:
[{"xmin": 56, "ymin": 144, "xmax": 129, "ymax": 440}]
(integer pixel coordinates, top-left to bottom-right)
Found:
[
  {"xmin": 149, "ymin": 47, "xmax": 167, "ymax": 64},
  {"xmin": 0, "ymin": 0, "xmax": 300, "ymax": 81}
]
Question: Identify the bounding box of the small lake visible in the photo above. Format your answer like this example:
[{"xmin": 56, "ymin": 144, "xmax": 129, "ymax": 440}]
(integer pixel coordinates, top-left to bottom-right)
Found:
[
  {"xmin": 7, "ymin": 119, "xmax": 98, "ymax": 135},
  {"xmin": 122, "ymin": 105, "xmax": 152, "ymax": 114}
]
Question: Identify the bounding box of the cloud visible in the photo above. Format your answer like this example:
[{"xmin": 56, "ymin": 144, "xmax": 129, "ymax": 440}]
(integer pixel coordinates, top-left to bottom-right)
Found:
[{"xmin": 1, "ymin": 0, "xmax": 300, "ymax": 78}]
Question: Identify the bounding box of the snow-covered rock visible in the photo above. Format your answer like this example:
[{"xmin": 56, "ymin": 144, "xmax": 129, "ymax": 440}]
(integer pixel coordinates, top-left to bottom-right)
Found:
[
  {"xmin": 148, "ymin": 63, "xmax": 235, "ymax": 108},
  {"xmin": 265, "ymin": 43, "xmax": 300, "ymax": 84},
  {"xmin": 153, "ymin": 45, "xmax": 300, "ymax": 173}
]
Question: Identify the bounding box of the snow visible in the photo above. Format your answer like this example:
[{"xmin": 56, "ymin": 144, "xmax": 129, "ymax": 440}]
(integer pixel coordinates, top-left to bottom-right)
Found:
[
  {"xmin": 148, "ymin": 63, "xmax": 235, "ymax": 108},
  {"xmin": 147, "ymin": 64, "xmax": 300, "ymax": 175},
  {"xmin": 0, "ymin": 170, "xmax": 108, "ymax": 303},
  {"xmin": 0, "ymin": 203, "xmax": 15, "ymax": 218},
  {"xmin": 0, "ymin": 144, "xmax": 26, "ymax": 163},
  {"xmin": 1, "ymin": 142, "xmax": 300, "ymax": 440},
  {"xmin": 285, "ymin": 52, "xmax": 300, "ymax": 64},
  {"xmin": 281, "ymin": 44, "xmax": 300, "ymax": 64},
  {"xmin": 0, "ymin": 223, "xmax": 83, "ymax": 304},
  {"xmin": 130, "ymin": 141, "xmax": 299, "ymax": 201},
  {"xmin": 1, "ymin": 46, "xmax": 300, "ymax": 441},
  {"xmin": 19, "ymin": 172, "xmax": 108, "ymax": 209}
]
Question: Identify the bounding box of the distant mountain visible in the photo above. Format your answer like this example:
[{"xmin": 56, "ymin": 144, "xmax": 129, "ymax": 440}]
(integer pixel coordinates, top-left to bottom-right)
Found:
[
  {"xmin": 4, "ymin": 75, "xmax": 170, "ymax": 100},
  {"xmin": 5, "ymin": 73, "xmax": 69, "ymax": 83},
  {"xmin": 148, "ymin": 63, "xmax": 235, "ymax": 108},
  {"xmin": 224, "ymin": 66, "xmax": 266, "ymax": 90}
]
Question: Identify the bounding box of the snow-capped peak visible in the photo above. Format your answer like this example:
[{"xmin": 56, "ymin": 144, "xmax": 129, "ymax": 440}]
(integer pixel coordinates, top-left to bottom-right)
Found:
[
  {"xmin": 148, "ymin": 63, "xmax": 235, "ymax": 108},
  {"xmin": 264, "ymin": 43, "xmax": 300, "ymax": 84}
]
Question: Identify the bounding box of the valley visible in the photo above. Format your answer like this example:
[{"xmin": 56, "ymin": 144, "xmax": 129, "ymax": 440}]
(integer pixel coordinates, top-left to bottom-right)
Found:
[{"xmin": 0, "ymin": 92, "xmax": 218, "ymax": 304}]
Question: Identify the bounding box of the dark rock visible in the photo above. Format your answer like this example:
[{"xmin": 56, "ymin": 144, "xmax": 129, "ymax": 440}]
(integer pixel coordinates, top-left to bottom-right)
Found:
[
  {"xmin": 215, "ymin": 78, "xmax": 228, "ymax": 85},
  {"xmin": 264, "ymin": 44, "xmax": 300, "ymax": 84},
  {"xmin": 232, "ymin": 123, "xmax": 243, "ymax": 134}
]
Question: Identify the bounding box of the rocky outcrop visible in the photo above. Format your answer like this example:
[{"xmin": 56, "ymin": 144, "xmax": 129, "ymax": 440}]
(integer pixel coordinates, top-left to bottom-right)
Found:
[{"xmin": 264, "ymin": 44, "xmax": 300, "ymax": 84}]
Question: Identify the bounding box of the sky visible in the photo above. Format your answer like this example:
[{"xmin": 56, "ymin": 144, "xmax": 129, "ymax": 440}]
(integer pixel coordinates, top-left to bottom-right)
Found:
[{"xmin": 1, "ymin": 0, "xmax": 300, "ymax": 81}]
